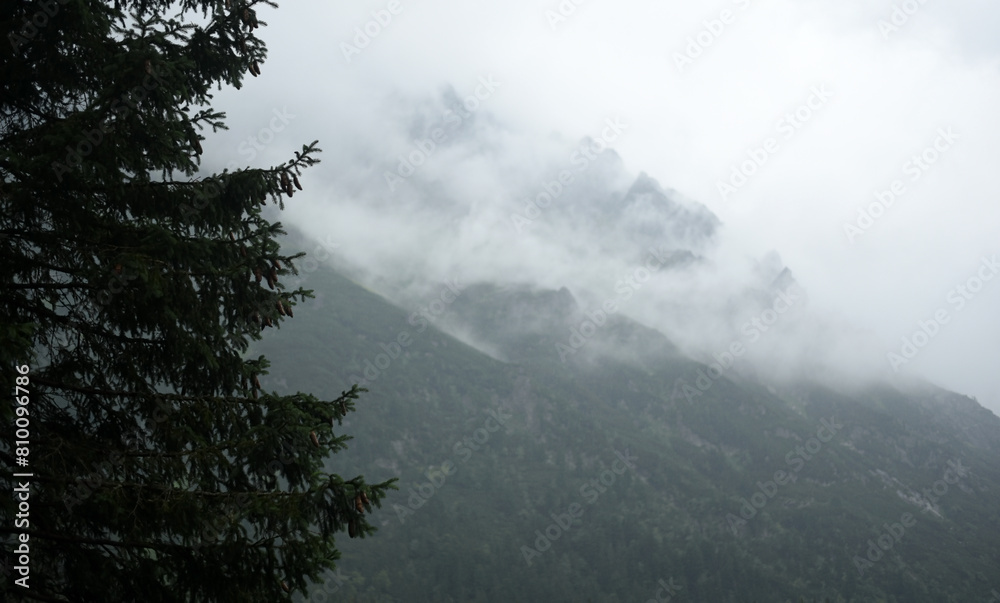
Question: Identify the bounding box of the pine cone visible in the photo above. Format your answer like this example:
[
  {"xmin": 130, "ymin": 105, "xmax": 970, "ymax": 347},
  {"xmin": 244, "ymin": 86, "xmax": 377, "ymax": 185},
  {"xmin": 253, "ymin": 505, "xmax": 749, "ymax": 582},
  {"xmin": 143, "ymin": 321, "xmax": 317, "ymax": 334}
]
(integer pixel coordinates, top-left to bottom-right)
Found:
[
  {"xmin": 292, "ymin": 173, "xmax": 302, "ymax": 190},
  {"xmin": 348, "ymin": 519, "xmax": 358, "ymax": 538},
  {"xmin": 310, "ymin": 431, "xmax": 320, "ymax": 448},
  {"xmin": 355, "ymin": 495, "xmax": 364, "ymax": 513}
]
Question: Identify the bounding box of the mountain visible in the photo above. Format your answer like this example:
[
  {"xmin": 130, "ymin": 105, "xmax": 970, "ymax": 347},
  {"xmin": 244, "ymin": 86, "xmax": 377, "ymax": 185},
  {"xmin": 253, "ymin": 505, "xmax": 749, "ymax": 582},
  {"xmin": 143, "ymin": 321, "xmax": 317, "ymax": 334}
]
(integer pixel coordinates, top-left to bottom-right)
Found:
[{"xmin": 253, "ymin": 253, "xmax": 1000, "ymax": 603}]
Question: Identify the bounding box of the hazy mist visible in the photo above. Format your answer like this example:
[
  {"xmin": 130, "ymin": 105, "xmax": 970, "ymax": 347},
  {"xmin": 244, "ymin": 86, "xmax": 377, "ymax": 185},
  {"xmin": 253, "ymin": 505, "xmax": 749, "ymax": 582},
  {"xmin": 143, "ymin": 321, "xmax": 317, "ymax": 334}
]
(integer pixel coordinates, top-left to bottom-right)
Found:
[{"xmin": 198, "ymin": 0, "xmax": 1000, "ymax": 414}]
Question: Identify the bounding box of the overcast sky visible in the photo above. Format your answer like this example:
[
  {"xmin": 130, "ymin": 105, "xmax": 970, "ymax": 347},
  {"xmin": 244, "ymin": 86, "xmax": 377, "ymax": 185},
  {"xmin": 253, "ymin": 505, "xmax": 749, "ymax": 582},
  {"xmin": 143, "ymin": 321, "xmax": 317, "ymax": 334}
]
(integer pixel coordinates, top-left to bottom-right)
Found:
[{"xmin": 202, "ymin": 0, "xmax": 1000, "ymax": 415}]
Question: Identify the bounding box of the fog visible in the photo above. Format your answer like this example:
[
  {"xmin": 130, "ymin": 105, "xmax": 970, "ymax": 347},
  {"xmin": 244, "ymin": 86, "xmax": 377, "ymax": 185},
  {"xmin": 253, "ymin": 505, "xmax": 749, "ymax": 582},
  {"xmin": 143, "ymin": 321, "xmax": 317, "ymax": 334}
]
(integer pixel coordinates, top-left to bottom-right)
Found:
[{"xmin": 199, "ymin": 0, "xmax": 1000, "ymax": 414}]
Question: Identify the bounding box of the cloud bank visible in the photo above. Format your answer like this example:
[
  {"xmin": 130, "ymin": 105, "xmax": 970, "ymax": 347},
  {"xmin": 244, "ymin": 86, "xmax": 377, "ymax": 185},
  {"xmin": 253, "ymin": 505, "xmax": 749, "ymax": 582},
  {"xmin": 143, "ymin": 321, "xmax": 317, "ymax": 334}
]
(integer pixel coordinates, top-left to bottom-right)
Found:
[{"xmin": 199, "ymin": 0, "xmax": 1000, "ymax": 413}]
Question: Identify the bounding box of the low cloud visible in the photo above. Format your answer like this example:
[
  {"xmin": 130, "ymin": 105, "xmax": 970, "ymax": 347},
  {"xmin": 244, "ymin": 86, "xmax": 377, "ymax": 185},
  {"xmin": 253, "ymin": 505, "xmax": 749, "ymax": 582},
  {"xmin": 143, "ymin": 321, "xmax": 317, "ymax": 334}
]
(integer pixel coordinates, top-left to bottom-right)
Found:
[{"xmin": 202, "ymin": 0, "xmax": 1000, "ymax": 413}]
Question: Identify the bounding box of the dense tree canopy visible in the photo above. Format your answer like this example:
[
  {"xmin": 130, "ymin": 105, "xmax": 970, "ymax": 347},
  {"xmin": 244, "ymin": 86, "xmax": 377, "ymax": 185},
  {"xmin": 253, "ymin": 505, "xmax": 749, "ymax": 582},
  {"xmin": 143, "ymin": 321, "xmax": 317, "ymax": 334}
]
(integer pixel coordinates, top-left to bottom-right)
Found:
[{"xmin": 1, "ymin": 1, "xmax": 395, "ymax": 600}]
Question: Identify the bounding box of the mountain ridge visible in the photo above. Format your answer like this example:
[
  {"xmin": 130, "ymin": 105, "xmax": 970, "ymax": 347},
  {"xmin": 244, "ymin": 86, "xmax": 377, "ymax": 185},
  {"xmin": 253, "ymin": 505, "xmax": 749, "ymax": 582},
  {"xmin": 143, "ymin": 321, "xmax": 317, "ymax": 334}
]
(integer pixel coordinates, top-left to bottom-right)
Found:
[{"xmin": 255, "ymin": 253, "xmax": 1000, "ymax": 602}]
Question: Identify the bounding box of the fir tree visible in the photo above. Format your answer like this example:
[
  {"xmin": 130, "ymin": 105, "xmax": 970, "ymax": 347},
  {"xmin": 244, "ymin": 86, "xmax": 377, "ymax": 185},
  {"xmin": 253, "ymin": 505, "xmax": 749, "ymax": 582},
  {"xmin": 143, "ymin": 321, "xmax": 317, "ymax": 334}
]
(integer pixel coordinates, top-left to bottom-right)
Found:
[{"xmin": 1, "ymin": 1, "xmax": 396, "ymax": 600}]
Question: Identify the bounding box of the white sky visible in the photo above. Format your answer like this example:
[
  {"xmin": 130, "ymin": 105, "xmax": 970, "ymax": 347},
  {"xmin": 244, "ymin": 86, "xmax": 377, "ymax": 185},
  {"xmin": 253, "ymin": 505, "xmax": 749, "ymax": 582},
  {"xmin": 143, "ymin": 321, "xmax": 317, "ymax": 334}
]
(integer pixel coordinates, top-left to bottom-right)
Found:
[{"xmin": 202, "ymin": 0, "xmax": 1000, "ymax": 415}]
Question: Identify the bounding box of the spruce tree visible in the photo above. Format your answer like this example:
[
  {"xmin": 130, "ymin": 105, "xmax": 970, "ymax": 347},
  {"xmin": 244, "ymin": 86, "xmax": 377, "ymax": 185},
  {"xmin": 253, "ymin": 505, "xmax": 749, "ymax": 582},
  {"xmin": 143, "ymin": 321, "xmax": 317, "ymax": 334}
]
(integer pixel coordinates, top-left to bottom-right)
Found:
[{"xmin": 1, "ymin": 1, "xmax": 396, "ymax": 600}]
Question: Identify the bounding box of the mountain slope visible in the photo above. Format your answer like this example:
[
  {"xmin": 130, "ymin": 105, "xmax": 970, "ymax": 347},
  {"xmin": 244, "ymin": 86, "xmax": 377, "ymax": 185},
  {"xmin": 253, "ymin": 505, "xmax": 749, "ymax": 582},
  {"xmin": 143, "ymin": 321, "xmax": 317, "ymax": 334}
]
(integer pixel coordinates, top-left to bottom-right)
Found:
[{"xmin": 255, "ymin": 261, "xmax": 1000, "ymax": 603}]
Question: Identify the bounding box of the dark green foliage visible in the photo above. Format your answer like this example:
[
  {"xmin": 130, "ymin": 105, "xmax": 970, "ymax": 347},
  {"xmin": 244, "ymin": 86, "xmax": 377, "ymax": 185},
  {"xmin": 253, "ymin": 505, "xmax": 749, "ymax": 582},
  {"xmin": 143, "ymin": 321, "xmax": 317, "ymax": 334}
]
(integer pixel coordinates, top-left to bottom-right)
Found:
[
  {"xmin": 0, "ymin": 1, "xmax": 394, "ymax": 600},
  {"xmin": 256, "ymin": 260, "xmax": 1000, "ymax": 602}
]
